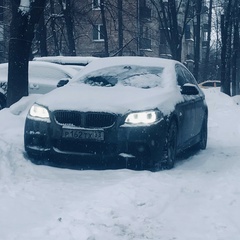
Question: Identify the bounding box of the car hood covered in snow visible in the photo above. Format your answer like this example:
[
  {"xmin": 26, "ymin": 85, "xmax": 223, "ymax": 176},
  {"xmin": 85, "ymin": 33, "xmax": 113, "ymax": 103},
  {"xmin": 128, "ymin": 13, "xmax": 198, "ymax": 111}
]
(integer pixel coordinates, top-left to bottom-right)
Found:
[
  {"xmin": 35, "ymin": 83, "xmax": 184, "ymax": 116},
  {"xmin": 33, "ymin": 57, "xmax": 187, "ymax": 115}
]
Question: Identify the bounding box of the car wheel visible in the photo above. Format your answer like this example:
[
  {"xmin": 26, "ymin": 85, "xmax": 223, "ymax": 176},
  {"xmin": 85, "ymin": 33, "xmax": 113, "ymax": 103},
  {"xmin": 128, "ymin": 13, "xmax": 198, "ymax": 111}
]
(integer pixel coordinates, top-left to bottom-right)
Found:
[
  {"xmin": 26, "ymin": 151, "xmax": 50, "ymax": 165},
  {"xmin": 197, "ymin": 114, "xmax": 208, "ymax": 150},
  {"xmin": 0, "ymin": 94, "xmax": 6, "ymax": 110},
  {"xmin": 161, "ymin": 120, "xmax": 177, "ymax": 169}
]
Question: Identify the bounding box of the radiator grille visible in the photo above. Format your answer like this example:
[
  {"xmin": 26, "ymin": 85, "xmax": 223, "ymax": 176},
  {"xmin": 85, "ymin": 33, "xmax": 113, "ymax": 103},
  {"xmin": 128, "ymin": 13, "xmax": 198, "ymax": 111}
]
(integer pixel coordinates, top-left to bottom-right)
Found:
[{"xmin": 54, "ymin": 111, "xmax": 116, "ymax": 128}]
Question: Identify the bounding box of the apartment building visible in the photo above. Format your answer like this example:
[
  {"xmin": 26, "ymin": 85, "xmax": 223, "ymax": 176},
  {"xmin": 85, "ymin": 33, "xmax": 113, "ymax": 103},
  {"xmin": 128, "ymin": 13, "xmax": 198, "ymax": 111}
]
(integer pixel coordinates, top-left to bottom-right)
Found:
[
  {"xmin": 0, "ymin": 0, "xmax": 209, "ymax": 69},
  {"xmin": 70, "ymin": 0, "xmax": 209, "ymax": 69},
  {"xmin": 73, "ymin": 0, "xmax": 165, "ymax": 58}
]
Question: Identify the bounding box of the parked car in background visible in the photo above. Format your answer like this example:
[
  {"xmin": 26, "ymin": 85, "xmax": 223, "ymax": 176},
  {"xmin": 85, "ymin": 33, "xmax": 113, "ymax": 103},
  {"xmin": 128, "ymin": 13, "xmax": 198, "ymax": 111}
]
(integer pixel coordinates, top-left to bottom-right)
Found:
[
  {"xmin": 199, "ymin": 80, "xmax": 221, "ymax": 89},
  {"xmin": 24, "ymin": 56, "xmax": 208, "ymax": 170},
  {"xmin": 33, "ymin": 56, "xmax": 99, "ymax": 71},
  {"xmin": 0, "ymin": 61, "xmax": 78, "ymax": 110}
]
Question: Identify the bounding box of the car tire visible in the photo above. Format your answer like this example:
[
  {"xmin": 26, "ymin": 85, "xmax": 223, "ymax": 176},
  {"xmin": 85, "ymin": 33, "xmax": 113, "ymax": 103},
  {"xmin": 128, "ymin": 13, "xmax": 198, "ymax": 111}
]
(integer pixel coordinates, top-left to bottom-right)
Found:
[
  {"xmin": 197, "ymin": 114, "xmax": 208, "ymax": 150},
  {"xmin": 0, "ymin": 94, "xmax": 6, "ymax": 110},
  {"xmin": 161, "ymin": 120, "xmax": 178, "ymax": 169},
  {"xmin": 26, "ymin": 151, "xmax": 50, "ymax": 165}
]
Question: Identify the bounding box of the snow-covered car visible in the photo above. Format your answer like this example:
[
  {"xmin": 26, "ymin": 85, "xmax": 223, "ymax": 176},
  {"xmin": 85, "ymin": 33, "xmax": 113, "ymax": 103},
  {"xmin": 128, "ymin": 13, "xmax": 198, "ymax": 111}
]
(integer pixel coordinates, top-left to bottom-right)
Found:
[
  {"xmin": 33, "ymin": 56, "xmax": 99, "ymax": 71},
  {"xmin": 0, "ymin": 61, "xmax": 78, "ymax": 110},
  {"xmin": 24, "ymin": 56, "xmax": 208, "ymax": 170},
  {"xmin": 199, "ymin": 80, "xmax": 221, "ymax": 88}
]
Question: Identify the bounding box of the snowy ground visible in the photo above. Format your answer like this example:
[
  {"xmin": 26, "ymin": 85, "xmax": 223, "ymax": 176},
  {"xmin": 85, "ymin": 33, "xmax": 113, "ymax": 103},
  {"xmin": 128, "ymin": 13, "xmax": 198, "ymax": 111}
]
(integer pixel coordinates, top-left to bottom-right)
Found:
[{"xmin": 1, "ymin": 88, "xmax": 240, "ymax": 240}]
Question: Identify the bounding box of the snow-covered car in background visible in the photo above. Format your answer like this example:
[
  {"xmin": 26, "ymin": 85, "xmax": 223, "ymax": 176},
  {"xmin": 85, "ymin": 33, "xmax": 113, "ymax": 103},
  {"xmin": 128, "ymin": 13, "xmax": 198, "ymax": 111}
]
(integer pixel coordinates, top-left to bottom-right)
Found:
[
  {"xmin": 33, "ymin": 56, "xmax": 99, "ymax": 71},
  {"xmin": 0, "ymin": 61, "xmax": 78, "ymax": 110},
  {"xmin": 24, "ymin": 56, "xmax": 208, "ymax": 170},
  {"xmin": 199, "ymin": 80, "xmax": 221, "ymax": 89}
]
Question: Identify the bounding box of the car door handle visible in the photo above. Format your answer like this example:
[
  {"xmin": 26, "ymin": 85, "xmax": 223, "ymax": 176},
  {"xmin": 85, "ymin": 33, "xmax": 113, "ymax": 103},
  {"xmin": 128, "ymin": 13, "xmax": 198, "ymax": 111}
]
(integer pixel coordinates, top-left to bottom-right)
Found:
[{"xmin": 29, "ymin": 83, "xmax": 39, "ymax": 90}]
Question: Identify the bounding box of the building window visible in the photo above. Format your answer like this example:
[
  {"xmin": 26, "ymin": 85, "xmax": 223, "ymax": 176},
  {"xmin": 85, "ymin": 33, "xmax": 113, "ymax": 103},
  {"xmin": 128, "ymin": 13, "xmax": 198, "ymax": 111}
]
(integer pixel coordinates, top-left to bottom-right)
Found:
[
  {"xmin": 160, "ymin": 29, "xmax": 167, "ymax": 44},
  {"xmin": 0, "ymin": 24, "xmax": 3, "ymax": 41},
  {"xmin": 144, "ymin": 27, "xmax": 151, "ymax": 39},
  {"xmin": 203, "ymin": 31, "xmax": 208, "ymax": 41},
  {"xmin": 92, "ymin": 0, "xmax": 100, "ymax": 10},
  {"xmin": 93, "ymin": 24, "xmax": 104, "ymax": 41},
  {"xmin": 185, "ymin": 25, "xmax": 192, "ymax": 40},
  {"xmin": 140, "ymin": 27, "xmax": 152, "ymax": 50},
  {"xmin": 140, "ymin": 38, "xmax": 151, "ymax": 50},
  {"xmin": 0, "ymin": 0, "xmax": 3, "ymax": 22}
]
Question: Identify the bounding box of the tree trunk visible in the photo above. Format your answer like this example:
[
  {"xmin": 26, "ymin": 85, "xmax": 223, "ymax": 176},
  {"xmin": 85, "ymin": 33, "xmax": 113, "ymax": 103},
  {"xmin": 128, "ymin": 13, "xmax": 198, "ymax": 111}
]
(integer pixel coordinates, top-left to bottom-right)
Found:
[
  {"xmin": 202, "ymin": 0, "xmax": 213, "ymax": 81},
  {"xmin": 59, "ymin": 0, "xmax": 76, "ymax": 56},
  {"xmin": 193, "ymin": 0, "xmax": 202, "ymax": 82},
  {"xmin": 118, "ymin": 0, "xmax": 123, "ymax": 56},
  {"xmin": 231, "ymin": 0, "xmax": 240, "ymax": 96},
  {"xmin": 37, "ymin": 13, "xmax": 48, "ymax": 56},
  {"xmin": 151, "ymin": 0, "xmax": 190, "ymax": 62},
  {"xmin": 220, "ymin": 0, "xmax": 232, "ymax": 96},
  {"xmin": 100, "ymin": 0, "xmax": 109, "ymax": 57},
  {"xmin": 169, "ymin": 0, "xmax": 182, "ymax": 61},
  {"xmin": 7, "ymin": 0, "xmax": 46, "ymax": 107},
  {"xmin": 221, "ymin": 14, "xmax": 227, "ymax": 93},
  {"xmin": 49, "ymin": 0, "xmax": 60, "ymax": 55}
]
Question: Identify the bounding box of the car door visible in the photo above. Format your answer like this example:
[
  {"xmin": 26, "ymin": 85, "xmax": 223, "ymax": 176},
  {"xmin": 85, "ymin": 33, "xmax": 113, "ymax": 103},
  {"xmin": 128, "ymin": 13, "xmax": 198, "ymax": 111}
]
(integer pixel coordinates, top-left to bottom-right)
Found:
[
  {"xmin": 175, "ymin": 64, "xmax": 196, "ymax": 148},
  {"xmin": 182, "ymin": 68, "xmax": 206, "ymax": 138}
]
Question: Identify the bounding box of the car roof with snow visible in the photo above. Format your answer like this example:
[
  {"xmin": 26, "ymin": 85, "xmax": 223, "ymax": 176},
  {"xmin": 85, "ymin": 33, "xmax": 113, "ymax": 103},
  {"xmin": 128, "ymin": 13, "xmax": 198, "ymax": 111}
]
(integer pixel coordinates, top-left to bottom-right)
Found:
[
  {"xmin": 33, "ymin": 56, "xmax": 99, "ymax": 66},
  {"xmin": 0, "ymin": 61, "xmax": 78, "ymax": 79},
  {"xmin": 71, "ymin": 56, "xmax": 181, "ymax": 82}
]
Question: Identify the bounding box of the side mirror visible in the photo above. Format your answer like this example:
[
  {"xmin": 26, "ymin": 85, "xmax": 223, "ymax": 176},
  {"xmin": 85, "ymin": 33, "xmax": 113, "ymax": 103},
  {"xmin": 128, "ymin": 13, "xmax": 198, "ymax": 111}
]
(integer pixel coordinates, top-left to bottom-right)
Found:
[
  {"xmin": 181, "ymin": 83, "xmax": 199, "ymax": 95},
  {"xmin": 57, "ymin": 79, "xmax": 70, "ymax": 88}
]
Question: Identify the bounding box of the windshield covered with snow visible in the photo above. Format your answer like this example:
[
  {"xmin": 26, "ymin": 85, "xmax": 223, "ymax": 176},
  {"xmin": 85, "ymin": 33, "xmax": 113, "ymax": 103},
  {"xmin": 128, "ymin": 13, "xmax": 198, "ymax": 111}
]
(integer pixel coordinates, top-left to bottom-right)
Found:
[{"xmin": 77, "ymin": 65, "xmax": 164, "ymax": 89}]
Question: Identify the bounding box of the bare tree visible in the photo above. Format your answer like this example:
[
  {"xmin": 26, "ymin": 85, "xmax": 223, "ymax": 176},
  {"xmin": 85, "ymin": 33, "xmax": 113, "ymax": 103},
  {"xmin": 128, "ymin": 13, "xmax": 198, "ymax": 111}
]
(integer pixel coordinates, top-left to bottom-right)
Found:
[
  {"xmin": 49, "ymin": 0, "xmax": 61, "ymax": 55},
  {"xmin": 100, "ymin": 0, "xmax": 109, "ymax": 56},
  {"xmin": 151, "ymin": 0, "xmax": 191, "ymax": 61},
  {"xmin": 36, "ymin": 12, "xmax": 48, "ymax": 56},
  {"xmin": 7, "ymin": 0, "xmax": 46, "ymax": 107},
  {"xmin": 202, "ymin": 0, "xmax": 213, "ymax": 81},
  {"xmin": 118, "ymin": 0, "xmax": 123, "ymax": 56},
  {"xmin": 58, "ymin": 0, "xmax": 76, "ymax": 56},
  {"xmin": 221, "ymin": 0, "xmax": 233, "ymax": 95},
  {"xmin": 231, "ymin": 0, "xmax": 240, "ymax": 95},
  {"xmin": 193, "ymin": 0, "xmax": 202, "ymax": 81}
]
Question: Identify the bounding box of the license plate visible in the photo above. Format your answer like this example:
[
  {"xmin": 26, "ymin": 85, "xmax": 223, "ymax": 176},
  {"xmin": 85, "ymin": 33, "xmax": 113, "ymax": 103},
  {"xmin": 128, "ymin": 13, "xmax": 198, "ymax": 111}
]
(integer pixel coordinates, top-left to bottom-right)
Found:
[{"xmin": 62, "ymin": 129, "xmax": 104, "ymax": 141}]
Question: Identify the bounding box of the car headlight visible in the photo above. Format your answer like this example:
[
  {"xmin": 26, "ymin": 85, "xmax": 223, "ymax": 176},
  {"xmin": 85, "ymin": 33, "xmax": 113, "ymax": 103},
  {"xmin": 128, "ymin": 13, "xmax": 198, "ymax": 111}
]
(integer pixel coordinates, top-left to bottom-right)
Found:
[
  {"xmin": 125, "ymin": 110, "xmax": 160, "ymax": 124},
  {"xmin": 29, "ymin": 104, "xmax": 50, "ymax": 119}
]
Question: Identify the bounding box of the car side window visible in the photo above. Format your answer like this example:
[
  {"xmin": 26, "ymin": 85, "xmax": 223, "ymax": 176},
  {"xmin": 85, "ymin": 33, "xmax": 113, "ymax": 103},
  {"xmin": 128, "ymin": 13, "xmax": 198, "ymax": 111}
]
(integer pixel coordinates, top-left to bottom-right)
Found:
[
  {"xmin": 175, "ymin": 65, "xmax": 187, "ymax": 87},
  {"xmin": 182, "ymin": 68, "xmax": 198, "ymax": 85},
  {"xmin": 30, "ymin": 66, "xmax": 70, "ymax": 80},
  {"xmin": 202, "ymin": 82, "xmax": 213, "ymax": 87}
]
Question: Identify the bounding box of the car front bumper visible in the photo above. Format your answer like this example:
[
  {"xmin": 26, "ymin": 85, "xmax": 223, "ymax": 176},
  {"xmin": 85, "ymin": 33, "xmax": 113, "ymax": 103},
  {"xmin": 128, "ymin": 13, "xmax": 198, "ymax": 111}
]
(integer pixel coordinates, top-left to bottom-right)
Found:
[{"xmin": 24, "ymin": 116, "xmax": 167, "ymax": 168}]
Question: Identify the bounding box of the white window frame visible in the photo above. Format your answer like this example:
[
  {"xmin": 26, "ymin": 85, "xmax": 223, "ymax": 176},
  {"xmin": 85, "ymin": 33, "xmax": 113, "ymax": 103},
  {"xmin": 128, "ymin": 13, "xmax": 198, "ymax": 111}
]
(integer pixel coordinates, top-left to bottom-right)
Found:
[
  {"xmin": 93, "ymin": 24, "xmax": 104, "ymax": 42},
  {"xmin": 92, "ymin": 0, "xmax": 100, "ymax": 10}
]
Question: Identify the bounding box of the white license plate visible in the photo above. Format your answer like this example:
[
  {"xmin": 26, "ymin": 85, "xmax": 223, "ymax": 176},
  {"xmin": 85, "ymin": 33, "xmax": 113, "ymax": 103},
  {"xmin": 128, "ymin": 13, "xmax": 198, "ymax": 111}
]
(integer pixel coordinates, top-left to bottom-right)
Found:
[{"xmin": 62, "ymin": 129, "xmax": 104, "ymax": 141}]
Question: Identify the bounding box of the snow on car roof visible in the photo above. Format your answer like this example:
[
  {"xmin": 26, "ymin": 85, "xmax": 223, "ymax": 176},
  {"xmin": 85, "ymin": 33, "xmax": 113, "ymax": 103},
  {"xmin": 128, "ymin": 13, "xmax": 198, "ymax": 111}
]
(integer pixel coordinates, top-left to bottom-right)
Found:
[
  {"xmin": 33, "ymin": 56, "xmax": 99, "ymax": 66},
  {"xmin": 74, "ymin": 56, "xmax": 178, "ymax": 74},
  {"xmin": 0, "ymin": 61, "xmax": 78, "ymax": 79},
  {"xmin": 28, "ymin": 61, "xmax": 78, "ymax": 75}
]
